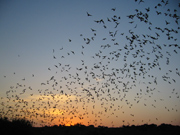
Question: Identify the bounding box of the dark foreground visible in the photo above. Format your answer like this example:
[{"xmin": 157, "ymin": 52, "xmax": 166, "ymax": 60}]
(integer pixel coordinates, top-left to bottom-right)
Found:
[{"xmin": 1, "ymin": 118, "xmax": 180, "ymax": 135}]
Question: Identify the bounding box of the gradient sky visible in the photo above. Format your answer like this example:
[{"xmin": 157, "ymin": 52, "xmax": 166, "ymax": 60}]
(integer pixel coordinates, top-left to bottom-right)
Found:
[{"xmin": 0, "ymin": 0, "xmax": 180, "ymax": 127}]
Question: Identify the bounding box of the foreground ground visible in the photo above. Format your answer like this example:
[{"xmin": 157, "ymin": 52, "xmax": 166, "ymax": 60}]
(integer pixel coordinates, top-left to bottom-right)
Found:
[
  {"xmin": 31, "ymin": 124, "xmax": 180, "ymax": 135},
  {"xmin": 1, "ymin": 118, "xmax": 180, "ymax": 135}
]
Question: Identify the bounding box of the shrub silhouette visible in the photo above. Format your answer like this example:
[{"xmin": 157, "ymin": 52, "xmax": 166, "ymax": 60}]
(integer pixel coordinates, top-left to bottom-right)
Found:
[
  {"xmin": 0, "ymin": 117, "xmax": 32, "ymax": 135},
  {"xmin": 11, "ymin": 118, "xmax": 32, "ymax": 128}
]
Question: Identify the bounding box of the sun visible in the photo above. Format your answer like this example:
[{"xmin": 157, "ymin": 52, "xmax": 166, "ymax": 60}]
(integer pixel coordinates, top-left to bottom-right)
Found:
[{"xmin": 65, "ymin": 123, "xmax": 74, "ymax": 126}]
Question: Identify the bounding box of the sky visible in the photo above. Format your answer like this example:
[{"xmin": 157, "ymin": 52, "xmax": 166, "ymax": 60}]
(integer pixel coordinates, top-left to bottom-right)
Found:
[{"xmin": 0, "ymin": 0, "xmax": 180, "ymax": 127}]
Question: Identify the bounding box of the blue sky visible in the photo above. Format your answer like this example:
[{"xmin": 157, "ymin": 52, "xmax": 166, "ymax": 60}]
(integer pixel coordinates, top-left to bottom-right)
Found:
[{"xmin": 0, "ymin": 0, "xmax": 180, "ymax": 127}]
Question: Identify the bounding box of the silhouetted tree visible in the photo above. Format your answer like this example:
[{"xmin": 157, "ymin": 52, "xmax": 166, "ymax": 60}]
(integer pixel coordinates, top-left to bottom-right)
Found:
[{"xmin": 0, "ymin": 117, "xmax": 32, "ymax": 135}]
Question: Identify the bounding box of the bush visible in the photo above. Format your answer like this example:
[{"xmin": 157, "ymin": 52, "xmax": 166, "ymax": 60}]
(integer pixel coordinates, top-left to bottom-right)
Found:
[
  {"xmin": 12, "ymin": 118, "xmax": 32, "ymax": 128},
  {"xmin": 0, "ymin": 117, "xmax": 32, "ymax": 135}
]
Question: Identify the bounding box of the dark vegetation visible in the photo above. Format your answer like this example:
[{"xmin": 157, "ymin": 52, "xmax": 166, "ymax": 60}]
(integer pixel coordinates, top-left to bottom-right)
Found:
[
  {"xmin": 0, "ymin": 117, "xmax": 180, "ymax": 135},
  {"xmin": 0, "ymin": 117, "xmax": 32, "ymax": 135}
]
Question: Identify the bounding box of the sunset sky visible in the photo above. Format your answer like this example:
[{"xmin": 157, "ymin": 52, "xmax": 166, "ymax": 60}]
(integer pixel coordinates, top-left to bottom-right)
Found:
[{"xmin": 0, "ymin": 0, "xmax": 180, "ymax": 127}]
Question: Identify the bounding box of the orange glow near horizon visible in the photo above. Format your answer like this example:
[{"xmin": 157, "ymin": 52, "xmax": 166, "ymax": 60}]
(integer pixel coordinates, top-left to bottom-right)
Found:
[
  {"xmin": 1, "ymin": 93, "xmax": 180, "ymax": 128},
  {"xmin": 65, "ymin": 123, "xmax": 74, "ymax": 126}
]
